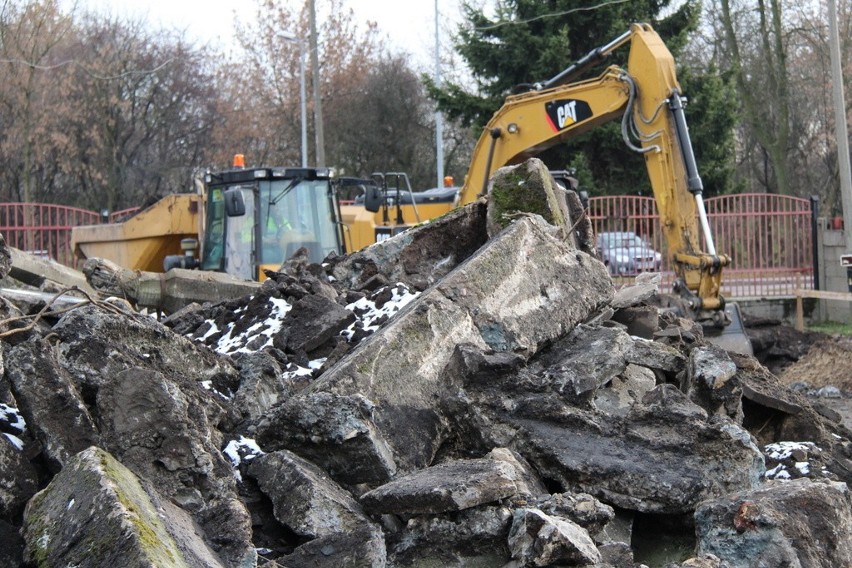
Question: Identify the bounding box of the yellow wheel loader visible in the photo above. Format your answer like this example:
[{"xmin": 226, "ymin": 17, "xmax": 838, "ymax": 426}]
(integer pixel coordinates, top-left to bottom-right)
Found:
[{"xmin": 72, "ymin": 163, "xmax": 349, "ymax": 282}]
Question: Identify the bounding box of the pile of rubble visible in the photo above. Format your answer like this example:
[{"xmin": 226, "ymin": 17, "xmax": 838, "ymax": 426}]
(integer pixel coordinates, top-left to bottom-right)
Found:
[{"xmin": 1, "ymin": 159, "xmax": 852, "ymax": 567}]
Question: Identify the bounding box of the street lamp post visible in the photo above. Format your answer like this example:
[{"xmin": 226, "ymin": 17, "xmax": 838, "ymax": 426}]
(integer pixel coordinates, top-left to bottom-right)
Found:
[{"xmin": 282, "ymin": 32, "xmax": 308, "ymax": 168}]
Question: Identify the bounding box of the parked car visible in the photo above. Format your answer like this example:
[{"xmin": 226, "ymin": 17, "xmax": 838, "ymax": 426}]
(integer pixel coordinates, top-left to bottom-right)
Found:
[{"xmin": 596, "ymin": 231, "xmax": 662, "ymax": 275}]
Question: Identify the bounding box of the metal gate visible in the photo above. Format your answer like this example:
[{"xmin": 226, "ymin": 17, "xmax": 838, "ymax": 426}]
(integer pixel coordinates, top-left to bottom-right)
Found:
[
  {"xmin": 0, "ymin": 203, "xmax": 140, "ymax": 269},
  {"xmin": 0, "ymin": 203, "xmax": 101, "ymax": 268},
  {"xmin": 587, "ymin": 193, "xmax": 814, "ymax": 298}
]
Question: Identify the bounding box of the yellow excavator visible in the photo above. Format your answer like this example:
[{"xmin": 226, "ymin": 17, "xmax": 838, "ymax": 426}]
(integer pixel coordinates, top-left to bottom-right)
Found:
[{"xmin": 345, "ymin": 22, "xmax": 749, "ymax": 353}]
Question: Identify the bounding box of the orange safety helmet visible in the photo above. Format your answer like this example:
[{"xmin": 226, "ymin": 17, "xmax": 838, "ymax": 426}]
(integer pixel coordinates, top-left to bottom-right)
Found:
[{"xmin": 443, "ymin": 175, "xmax": 454, "ymax": 187}]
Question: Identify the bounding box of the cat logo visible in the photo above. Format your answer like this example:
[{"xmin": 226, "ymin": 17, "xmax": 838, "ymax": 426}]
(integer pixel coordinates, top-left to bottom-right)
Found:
[{"xmin": 545, "ymin": 99, "xmax": 593, "ymax": 132}]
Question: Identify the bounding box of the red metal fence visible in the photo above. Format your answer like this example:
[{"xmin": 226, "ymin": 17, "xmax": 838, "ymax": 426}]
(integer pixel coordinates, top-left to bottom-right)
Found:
[
  {"xmin": 588, "ymin": 193, "xmax": 814, "ymax": 298},
  {"xmin": 0, "ymin": 203, "xmax": 100, "ymax": 268},
  {"xmin": 0, "ymin": 196, "xmax": 813, "ymax": 299},
  {"xmin": 0, "ymin": 203, "xmax": 139, "ymax": 268}
]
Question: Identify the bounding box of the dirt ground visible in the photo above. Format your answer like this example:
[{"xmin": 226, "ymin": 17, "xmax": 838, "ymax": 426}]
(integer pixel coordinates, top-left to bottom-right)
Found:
[
  {"xmin": 745, "ymin": 317, "xmax": 852, "ymax": 390},
  {"xmin": 745, "ymin": 317, "xmax": 852, "ymax": 429}
]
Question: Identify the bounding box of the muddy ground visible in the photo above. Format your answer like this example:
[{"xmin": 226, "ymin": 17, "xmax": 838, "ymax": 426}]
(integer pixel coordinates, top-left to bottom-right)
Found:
[{"xmin": 746, "ymin": 315, "xmax": 852, "ymax": 428}]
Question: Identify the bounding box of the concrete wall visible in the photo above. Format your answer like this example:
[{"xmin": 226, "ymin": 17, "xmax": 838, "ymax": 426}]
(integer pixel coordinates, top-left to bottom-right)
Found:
[{"xmin": 814, "ymin": 219, "xmax": 852, "ymax": 324}]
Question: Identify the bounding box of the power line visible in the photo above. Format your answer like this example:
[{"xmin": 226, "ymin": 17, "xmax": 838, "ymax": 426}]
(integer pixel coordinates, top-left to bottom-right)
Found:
[
  {"xmin": 0, "ymin": 56, "xmax": 176, "ymax": 79},
  {"xmin": 474, "ymin": 0, "xmax": 632, "ymax": 32}
]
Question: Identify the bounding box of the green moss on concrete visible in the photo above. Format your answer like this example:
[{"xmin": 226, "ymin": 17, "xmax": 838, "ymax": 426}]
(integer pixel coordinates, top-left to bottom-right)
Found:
[
  {"xmin": 25, "ymin": 448, "xmax": 191, "ymax": 567},
  {"xmin": 489, "ymin": 166, "xmax": 565, "ymax": 231},
  {"xmin": 96, "ymin": 449, "xmax": 189, "ymax": 567}
]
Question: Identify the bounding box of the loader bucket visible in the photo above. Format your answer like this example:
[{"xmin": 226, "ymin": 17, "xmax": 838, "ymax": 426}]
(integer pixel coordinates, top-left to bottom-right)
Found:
[{"xmin": 702, "ymin": 302, "xmax": 754, "ymax": 356}]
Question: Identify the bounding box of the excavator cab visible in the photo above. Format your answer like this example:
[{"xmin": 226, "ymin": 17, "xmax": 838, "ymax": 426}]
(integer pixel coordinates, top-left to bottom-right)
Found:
[{"xmin": 199, "ymin": 166, "xmax": 346, "ymax": 280}]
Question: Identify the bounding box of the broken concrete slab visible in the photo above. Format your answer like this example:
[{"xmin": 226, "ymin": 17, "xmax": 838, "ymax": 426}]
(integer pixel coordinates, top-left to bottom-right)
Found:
[
  {"xmin": 530, "ymin": 325, "xmax": 635, "ymax": 406},
  {"xmin": 51, "ymin": 303, "xmax": 241, "ymax": 402},
  {"xmin": 695, "ymin": 478, "xmax": 852, "ymax": 567},
  {"xmin": 594, "ymin": 363, "xmax": 657, "ymax": 418},
  {"xmin": 610, "ymin": 272, "xmax": 662, "ymax": 309},
  {"xmin": 507, "ymin": 387, "xmax": 765, "ymax": 514},
  {"xmin": 330, "ymin": 202, "xmax": 488, "ymax": 293},
  {"xmin": 8, "ymin": 246, "xmax": 95, "ymax": 295},
  {"xmin": 94, "ymin": 366, "xmax": 254, "ymax": 566},
  {"xmin": 508, "ymin": 507, "xmax": 602, "ymax": 566},
  {"xmin": 283, "ymin": 525, "xmax": 387, "ymax": 567},
  {"xmin": 360, "ymin": 458, "xmax": 519, "ymax": 515},
  {"xmin": 485, "ymin": 447, "xmax": 548, "ymax": 498},
  {"xmin": 5, "ymin": 338, "xmax": 100, "ymax": 472},
  {"xmin": 247, "ymin": 449, "xmax": 377, "ymax": 539},
  {"xmin": 22, "ymin": 446, "xmax": 233, "ymax": 568},
  {"xmin": 385, "ymin": 504, "xmax": 513, "ymax": 566},
  {"xmin": 83, "ymin": 257, "xmax": 262, "ymax": 314},
  {"xmin": 256, "ymin": 391, "xmax": 397, "ymax": 485},
  {"xmin": 264, "ymin": 213, "xmax": 613, "ymax": 482},
  {"xmin": 683, "ymin": 344, "xmax": 742, "ymax": 421},
  {"xmin": 528, "ymin": 492, "xmax": 615, "ymax": 536},
  {"xmin": 626, "ymin": 336, "xmax": 687, "ymax": 376},
  {"xmin": 0, "ymin": 433, "xmax": 38, "ymax": 521}
]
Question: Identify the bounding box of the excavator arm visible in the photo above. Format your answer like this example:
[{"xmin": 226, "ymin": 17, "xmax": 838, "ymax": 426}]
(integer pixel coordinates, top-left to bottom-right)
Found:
[{"xmin": 459, "ymin": 23, "xmax": 731, "ymax": 327}]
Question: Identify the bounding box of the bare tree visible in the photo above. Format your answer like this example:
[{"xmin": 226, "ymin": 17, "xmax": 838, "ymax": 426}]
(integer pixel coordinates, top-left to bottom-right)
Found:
[
  {"xmin": 703, "ymin": 0, "xmax": 852, "ymax": 204},
  {"xmin": 215, "ymin": 0, "xmax": 458, "ymax": 188},
  {"xmin": 58, "ymin": 15, "xmax": 220, "ymax": 210},
  {"xmin": 0, "ymin": 0, "xmax": 73, "ymax": 203},
  {"xmin": 718, "ymin": 0, "xmax": 792, "ymax": 194}
]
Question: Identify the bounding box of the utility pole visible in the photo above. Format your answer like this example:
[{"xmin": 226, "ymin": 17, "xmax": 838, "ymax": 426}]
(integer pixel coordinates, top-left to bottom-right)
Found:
[
  {"xmin": 309, "ymin": 0, "xmax": 326, "ymax": 167},
  {"xmin": 828, "ymin": 0, "xmax": 852, "ymax": 251},
  {"xmin": 281, "ymin": 33, "xmax": 307, "ymax": 168},
  {"xmin": 434, "ymin": 0, "xmax": 444, "ymax": 188}
]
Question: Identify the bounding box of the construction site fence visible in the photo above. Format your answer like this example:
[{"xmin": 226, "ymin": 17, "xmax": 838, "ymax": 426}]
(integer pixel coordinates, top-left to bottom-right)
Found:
[
  {"xmin": 0, "ymin": 203, "xmax": 137, "ymax": 268},
  {"xmin": 588, "ymin": 193, "xmax": 815, "ymax": 298},
  {"xmin": 0, "ymin": 194, "xmax": 815, "ymax": 299}
]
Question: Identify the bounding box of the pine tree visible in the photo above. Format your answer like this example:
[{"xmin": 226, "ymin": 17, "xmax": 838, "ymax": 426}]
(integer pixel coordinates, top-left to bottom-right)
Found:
[{"xmin": 428, "ymin": 0, "xmax": 738, "ymax": 196}]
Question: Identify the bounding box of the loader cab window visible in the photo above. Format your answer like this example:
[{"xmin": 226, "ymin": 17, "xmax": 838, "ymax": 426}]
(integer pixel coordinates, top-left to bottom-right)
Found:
[
  {"xmin": 259, "ymin": 178, "xmax": 340, "ymax": 265},
  {"xmin": 201, "ymin": 174, "xmax": 342, "ymax": 280},
  {"xmin": 201, "ymin": 189, "xmax": 226, "ymax": 271},
  {"xmin": 201, "ymin": 184, "xmax": 257, "ymax": 280}
]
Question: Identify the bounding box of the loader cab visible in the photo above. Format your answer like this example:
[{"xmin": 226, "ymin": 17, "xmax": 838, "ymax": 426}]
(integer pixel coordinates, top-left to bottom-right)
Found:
[{"xmin": 200, "ymin": 166, "xmax": 345, "ymax": 280}]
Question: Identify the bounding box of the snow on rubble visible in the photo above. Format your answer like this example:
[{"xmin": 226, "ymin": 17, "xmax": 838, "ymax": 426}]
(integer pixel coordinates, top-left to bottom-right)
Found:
[{"xmin": 189, "ymin": 282, "xmax": 419, "ymax": 359}]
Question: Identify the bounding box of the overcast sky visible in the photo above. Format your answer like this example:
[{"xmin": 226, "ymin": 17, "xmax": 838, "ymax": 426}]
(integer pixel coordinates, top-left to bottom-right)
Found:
[{"xmin": 68, "ymin": 0, "xmax": 464, "ymax": 69}]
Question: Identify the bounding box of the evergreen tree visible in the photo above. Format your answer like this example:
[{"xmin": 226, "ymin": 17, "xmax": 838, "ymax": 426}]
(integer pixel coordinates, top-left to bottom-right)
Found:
[{"xmin": 428, "ymin": 0, "xmax": 737, "ymax": 196}]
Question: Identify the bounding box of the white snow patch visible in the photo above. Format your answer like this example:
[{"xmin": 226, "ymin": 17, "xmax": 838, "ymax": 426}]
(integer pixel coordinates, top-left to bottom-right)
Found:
[
  {"xmin": 764, "ymin": 441, "xmax": 817, "ymax": 461},
  {"xmin": 283, "ymin": 365, "xmax": 315, "ymax": 380},
  {"xmin": 200, "ymin": 380, "xmax": 231, "ymax": 401},
  {"xmin": 281, "ymin": 358, "xmax": 326, "ymax": 382},
  {"xmin": 794, "ymin": 461, "xmax": 811, "ymax": 475},
  {"xmin": 67, "ymin": 499, "xmax": 75, "ymax": 510},
  {"xmin": 765, "ymin": 465, "xmax": 791, "ymax": 480},
  {"xmin": 341, "ymin": 284, "xmax": 420, "ymax": 341},
  {"xmin": 3, "ymin": 433, "xmax": 24, "ymax": 450},
  {"xmin": 0, "ymin": 403, "xmax": 26, "ymax": 433},
  {"xmin": 213, "ymin": 297, "xmax": 292, "ymax": 355},
  {"xmin": 199, "ymin": 321, "xmax": 220, "ymax": 341},
  {"xmin": 223, "ymin": 436, "xmax": 265, "ymax": 468}
]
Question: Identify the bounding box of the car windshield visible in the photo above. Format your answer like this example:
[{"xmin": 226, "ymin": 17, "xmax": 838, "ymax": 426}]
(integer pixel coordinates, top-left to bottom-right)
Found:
[
  {"xmin": 621, "ymin": 235, "xmax": 645, "ymax": 247},
  {"xmin": 600, "ymin": 233, "xmax": 647, "ymax": 248}
]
